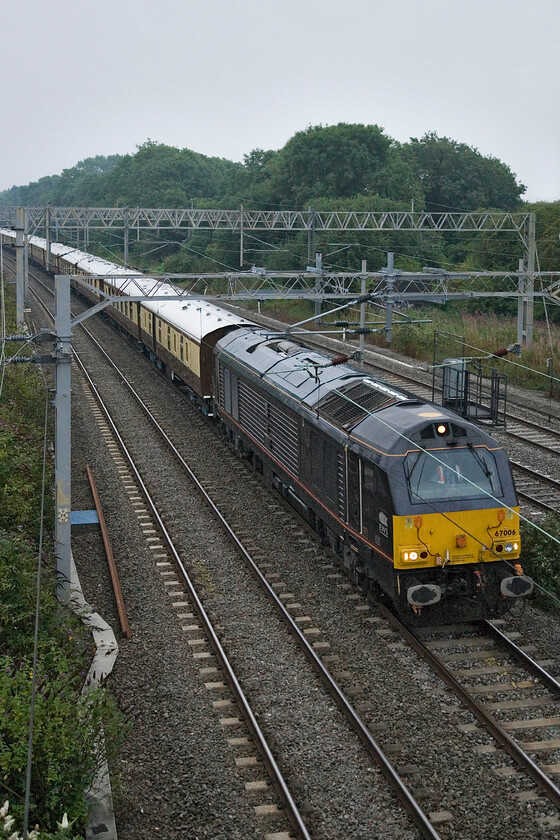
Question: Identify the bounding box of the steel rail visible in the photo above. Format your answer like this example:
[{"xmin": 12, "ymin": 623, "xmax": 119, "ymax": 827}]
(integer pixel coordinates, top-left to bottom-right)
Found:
[
  {"xmin": 506, "ymin": 425, "xmax": 560, "ymax": 456},
  {"xmin": 72, "ymin": 308, "xmax": 443, "ymax": 840},
  {"xmin": 25, "ymin": 274, "xmax": 313, "ymax": 840},
  {"xmin": 71, "ymin": 349, "xmax": 314, "ymax": 840},
  {"xmin": 483, "ymin": 620, "xmax": 560, "ymax": 695},
  {"xmin": 380, "ymin": 605, "xmax": 560, "ymax": 811},
  {"xmin": 86, "ymin": 464, "xmax": 132, "ymax": 639},
  {"xmin": 511, "ymin": 461, "xmax": 560, "ymax": 514}
]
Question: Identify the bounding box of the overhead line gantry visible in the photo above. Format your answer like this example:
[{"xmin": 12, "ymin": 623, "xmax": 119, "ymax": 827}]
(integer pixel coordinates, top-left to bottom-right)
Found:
[{"xmin": 2, "ymin": 205, "xmax": 541, "ymax": 344}]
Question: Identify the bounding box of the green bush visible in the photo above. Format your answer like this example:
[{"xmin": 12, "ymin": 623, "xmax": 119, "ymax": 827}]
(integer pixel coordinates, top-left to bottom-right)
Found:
[
  {"xmin": 520, "ymin": 516, "xmax": 560, "ymax": 601},
  {"xmin": 0, "ymin": 349, "xmax": 126, "ymax": 834},
  {"xmin": 0, "ymin": 650, "xmax": 123, "ymax": 834},
  {"xmin": 0, "ymin": 797, "xmax": 82, "ymax": 839}
]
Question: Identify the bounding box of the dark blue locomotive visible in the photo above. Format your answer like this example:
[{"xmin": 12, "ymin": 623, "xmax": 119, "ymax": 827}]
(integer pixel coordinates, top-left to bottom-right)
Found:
[{"xmin": 213, "ymin": 327, "xmax": 532, "ymax": 625}]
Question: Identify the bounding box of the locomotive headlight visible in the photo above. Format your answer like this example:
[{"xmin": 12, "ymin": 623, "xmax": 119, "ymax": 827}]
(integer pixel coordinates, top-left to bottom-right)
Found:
[
  {"xmin": 504, "ymin": 542, "xmax": 515, "ymax": 553},
  {"xmin": 402, "ymin": 549, "xmax": 425, "ymax": 563}
]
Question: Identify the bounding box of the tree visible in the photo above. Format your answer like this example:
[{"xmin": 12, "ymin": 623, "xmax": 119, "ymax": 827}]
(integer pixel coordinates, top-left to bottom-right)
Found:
[
  {"xmin": 263, "ymin": 123, "xmax": 393, "ymax": 206},
  {"xmin": 101, "ymin": 142, "xmax": 242, "ymax": 207},
  {"xmin": 407, "ymin": 132, "xmax": 525, "ymax": 211}
]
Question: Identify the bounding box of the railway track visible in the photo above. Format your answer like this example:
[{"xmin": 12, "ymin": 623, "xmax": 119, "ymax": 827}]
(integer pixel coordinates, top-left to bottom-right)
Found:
[
  {"xmin": 27, "ymin": 263, "xmax": 440, "ymax": 840},
  {"xmin": 384, "ymin": 608, "xmax": 560, "ymax": 830},
  {"xmin": 18, "ymin": 257, "xmax": 560, "ymax": 838},
  {"xmin": 73, "ymin": 346, "xmax": 313, "ymax": 840},
  {"xmin": 297, "ymin": 330, "xmax": 560, "ymax": 453},
  {"xmin": 511, "ymin": 461, "xmax": 560, "ymax": 514},
  {"xmin": 506, "ymin": 416, "xmax": 560, "ymax": 455}
]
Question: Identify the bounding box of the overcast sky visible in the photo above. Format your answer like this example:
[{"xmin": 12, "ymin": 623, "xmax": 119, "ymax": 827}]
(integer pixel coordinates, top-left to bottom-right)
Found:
[{"xmin": 2, "ymin": 0, "xmax": 558, "ymax": 203}]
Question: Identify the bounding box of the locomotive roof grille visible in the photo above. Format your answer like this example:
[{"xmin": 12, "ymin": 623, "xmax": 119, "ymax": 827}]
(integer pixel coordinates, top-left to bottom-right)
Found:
[{"xmin": 316, "ymin": 380, "xmax": 412, "ymax": 430}]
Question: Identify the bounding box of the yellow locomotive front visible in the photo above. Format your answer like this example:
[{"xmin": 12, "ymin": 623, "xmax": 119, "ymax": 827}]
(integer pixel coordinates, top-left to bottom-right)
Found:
[{"xmin": 388, "ymin": 417, "xmax": 531, "ymax": 623}]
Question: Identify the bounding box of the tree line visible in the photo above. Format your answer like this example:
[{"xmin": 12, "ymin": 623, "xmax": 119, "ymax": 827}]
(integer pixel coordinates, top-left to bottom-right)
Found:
[
  {"xmin": 0, "ymin": 125, "xmax": 527, "ymax": 211},
  {"xmin": 0, "ymin": 124, "xmax": 558, "ymax": 275}
]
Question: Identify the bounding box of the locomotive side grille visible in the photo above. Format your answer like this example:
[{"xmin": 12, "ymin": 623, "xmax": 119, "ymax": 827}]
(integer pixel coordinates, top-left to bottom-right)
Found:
[
  {"xmin": 238, "ymin": 380, "xmax": 300, "ymax": 476},
  {"xmin": 218, "ymin": 365, "xmax": 225, "ymax": 406},
  {"xmin": 238, "ymin": 380, "xmax": 268, "ymax": 440},
  {"xmin": 267, "ymin": 409, "xmax": 300, "ymax": 475},
  {"xmin": 317, "ymin": 381, "xmax": 399, "ymax": 430},
  {"xmin": 337, "ymin": 451, "xmax": 346, "ymax": 519}
]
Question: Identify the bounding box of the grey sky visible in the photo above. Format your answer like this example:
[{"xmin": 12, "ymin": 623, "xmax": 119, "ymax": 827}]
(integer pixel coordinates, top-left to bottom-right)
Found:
[{"xmin": 2, "ymin": 0, "xmax": 559, "ymax": 203}]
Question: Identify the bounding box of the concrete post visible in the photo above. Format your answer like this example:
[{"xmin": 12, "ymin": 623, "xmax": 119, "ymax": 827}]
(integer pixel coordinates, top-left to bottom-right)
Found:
[{"xmin": 54, "ymin": 275, "xmax": 73, "ymax": 603}]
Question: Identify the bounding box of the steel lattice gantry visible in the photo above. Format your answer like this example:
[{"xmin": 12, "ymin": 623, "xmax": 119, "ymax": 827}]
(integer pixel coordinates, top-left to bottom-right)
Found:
[
  {"xmin": 3, "ymin": 205, "xmax": 542, "ymax": 344},
  {"xmin": 0, "ymin": 204, "xmax": 534, "ymax": 240}
]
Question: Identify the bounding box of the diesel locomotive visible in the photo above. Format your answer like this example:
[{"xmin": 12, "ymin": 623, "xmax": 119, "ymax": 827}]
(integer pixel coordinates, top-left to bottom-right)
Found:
[{"xmin": 1, "ymin": 229, "xmax": 533, "ymax": 624}]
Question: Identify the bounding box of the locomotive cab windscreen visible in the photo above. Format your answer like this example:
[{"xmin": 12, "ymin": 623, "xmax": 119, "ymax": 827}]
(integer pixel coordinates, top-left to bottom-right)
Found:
[
  {"xmin": 404, "ymin": 419, "xmax": 503, "ymax": 503},
  {"xmin": 405, "ymin": 446, "xmax": 502, "ymax": 502}
]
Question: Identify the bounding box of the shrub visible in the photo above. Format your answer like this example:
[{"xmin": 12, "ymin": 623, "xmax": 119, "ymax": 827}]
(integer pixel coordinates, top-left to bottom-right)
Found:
[
  {"xmin": 520, "ymin": 516, "xmax": 560, "ymax": 602},
  {"xmin": 0, "ymin": 342, "xmax": 126, "ymax": 834},
  {"xmin": 0, "ymin": 651, "xmax": 124, "ymax": 834}
]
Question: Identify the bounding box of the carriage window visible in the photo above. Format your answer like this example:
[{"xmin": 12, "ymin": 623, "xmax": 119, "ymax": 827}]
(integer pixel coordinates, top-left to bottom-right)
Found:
[{"xmin": 404, "ymin": 448, "xmax": 502, "ymax": 502}]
